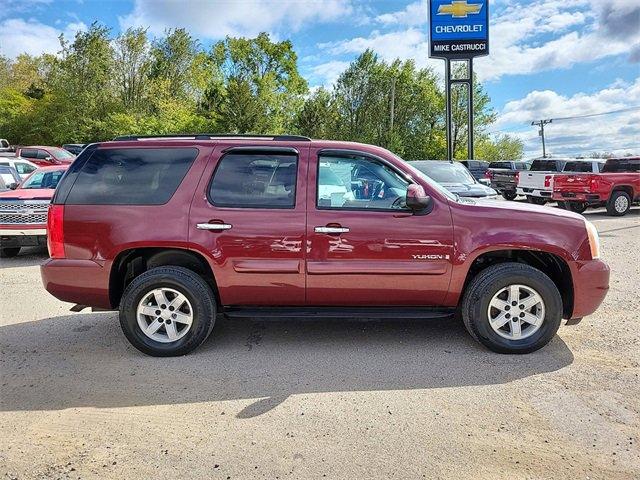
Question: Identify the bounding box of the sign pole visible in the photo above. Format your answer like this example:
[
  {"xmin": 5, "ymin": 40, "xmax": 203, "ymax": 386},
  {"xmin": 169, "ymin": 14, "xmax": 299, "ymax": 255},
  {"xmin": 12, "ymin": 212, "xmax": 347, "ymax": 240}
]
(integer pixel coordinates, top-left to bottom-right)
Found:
[
  {"xmin": 429, "ymin": 0, "xmax": 488, "ymax": 162},
  {"xmin": 445, "ymin": 59, "xmax": 453, "ymax": 161}
]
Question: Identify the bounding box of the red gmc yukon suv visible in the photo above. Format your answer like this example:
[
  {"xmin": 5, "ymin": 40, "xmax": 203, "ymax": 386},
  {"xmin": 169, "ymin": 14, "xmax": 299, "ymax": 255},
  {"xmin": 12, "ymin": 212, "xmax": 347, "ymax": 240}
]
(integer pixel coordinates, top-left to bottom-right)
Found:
[{"xmin": 40, "ymin": 135, "xmax": 610, "ymax": 356}]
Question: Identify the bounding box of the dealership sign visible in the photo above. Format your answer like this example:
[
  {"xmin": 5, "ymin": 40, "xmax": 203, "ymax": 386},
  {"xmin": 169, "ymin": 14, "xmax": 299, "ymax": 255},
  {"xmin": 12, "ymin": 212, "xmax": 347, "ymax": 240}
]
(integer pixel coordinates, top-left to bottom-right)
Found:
[{"xmin": 429, "ymin": 0, "xmax": 489, "ymax": 59}]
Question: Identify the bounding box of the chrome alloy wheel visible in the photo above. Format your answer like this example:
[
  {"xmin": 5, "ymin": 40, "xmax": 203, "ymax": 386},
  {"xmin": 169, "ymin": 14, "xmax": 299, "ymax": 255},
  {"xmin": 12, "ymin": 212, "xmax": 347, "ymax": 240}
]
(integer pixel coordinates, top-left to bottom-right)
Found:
[
  {"xmin": 137, "ymin": 288, "xmax": 193, "ymax": 343},
  {"xmin": 487, "ymin": 284, "xmax": 545, "ymax": 340},
  {"xmin": 615, "ymin": 195, "xmax": 629, "ymax": 213}
]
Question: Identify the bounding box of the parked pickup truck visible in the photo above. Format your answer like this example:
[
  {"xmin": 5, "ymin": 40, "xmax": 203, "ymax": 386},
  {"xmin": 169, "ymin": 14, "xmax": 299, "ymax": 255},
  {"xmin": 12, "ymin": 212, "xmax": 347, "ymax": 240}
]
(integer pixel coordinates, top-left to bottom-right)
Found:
[
  {"xmin": 0, "ymin": 165, "xmax": 69, "ymax": 257},
  {"xmin": 553, "ymin": 157, "xmax": 640, "ymax": 215},
  {"xmin": 486, "ymin": 161, "xmax": 531, "ymax": 200},
  {"xmin": 16, "ymin": 146, "xmax": 75, "ymax": 166},
  {"xmin": 517, "ymin": 159, "xmax": 601, "ymax": 205},
  {"xmin": 40, "ymin": 135, "xmax": 609, "ymax": 357}
]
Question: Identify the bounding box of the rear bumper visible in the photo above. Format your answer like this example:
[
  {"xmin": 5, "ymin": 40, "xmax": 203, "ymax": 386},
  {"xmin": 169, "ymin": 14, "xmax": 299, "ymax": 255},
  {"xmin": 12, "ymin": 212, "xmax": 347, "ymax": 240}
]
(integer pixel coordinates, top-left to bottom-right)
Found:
[
  {"xmin": 40, "ymin": 258, "xmax": 112, "ymax": 309},
  {"xmin": 571, "ymin": 259, "xmax": 610, "ymax": 319},
  {"xmin": 516, "ymin": 188, "xmax": 553, "ymax": 198},
  {"xmin": 552, "ymin": 192, "xmax": 602, "ymax": 203}
]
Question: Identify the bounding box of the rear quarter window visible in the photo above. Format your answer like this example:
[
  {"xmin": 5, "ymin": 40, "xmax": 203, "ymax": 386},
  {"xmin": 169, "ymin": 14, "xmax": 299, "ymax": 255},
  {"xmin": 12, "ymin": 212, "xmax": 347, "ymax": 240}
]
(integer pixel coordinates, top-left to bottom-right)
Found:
[{"xmin": 64, "ymin": 147, "xmax": 198, "ymax": 205}]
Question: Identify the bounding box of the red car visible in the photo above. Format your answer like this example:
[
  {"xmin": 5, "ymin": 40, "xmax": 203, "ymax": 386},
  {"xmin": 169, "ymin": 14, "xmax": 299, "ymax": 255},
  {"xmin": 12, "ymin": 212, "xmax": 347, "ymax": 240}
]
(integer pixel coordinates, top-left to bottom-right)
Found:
[
  {"xmin": 0, "ymin": 165, "xmax": 69, "ymax": 257},
  {"xmin": 41, "ymin": 135, "xmax": 609, "ymax": 356},
  {"xmin": 553, "ymin": 157, "xmax": 640, "ymax": 215},
  {"xmin": 16, "ymin": 146, "xmax": 76, "ymax": 166}
]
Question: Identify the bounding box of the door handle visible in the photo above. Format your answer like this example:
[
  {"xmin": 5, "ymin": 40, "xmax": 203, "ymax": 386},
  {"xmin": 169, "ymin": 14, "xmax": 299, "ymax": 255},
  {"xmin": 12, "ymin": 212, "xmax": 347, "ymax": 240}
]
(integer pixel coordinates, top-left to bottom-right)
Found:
[
  {"xmin": 315, "ymin": 226, "xmax": 350, "ymax": 234},
  {"xmin": 197, "ymin": 223, "xmax": 232, "ymax": 231}
]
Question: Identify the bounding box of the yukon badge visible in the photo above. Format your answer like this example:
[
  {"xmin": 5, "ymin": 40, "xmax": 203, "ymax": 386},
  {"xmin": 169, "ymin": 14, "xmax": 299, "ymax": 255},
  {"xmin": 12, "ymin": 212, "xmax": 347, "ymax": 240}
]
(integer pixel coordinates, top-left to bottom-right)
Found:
[{"xmin": 413, "ymin": 254, "xmax": 451, "ymax": 260}]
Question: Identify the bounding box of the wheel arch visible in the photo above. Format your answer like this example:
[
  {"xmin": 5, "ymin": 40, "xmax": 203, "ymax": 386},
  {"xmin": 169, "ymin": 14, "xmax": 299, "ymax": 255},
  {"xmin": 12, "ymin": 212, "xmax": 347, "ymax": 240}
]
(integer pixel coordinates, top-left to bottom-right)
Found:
[
  {"xmin": 456, "ymin": 248, "xmax": 574, "ymax": 319},
  {"xmin": 109, "ymin": 247, "xmax": 220, "ymax": 310}
]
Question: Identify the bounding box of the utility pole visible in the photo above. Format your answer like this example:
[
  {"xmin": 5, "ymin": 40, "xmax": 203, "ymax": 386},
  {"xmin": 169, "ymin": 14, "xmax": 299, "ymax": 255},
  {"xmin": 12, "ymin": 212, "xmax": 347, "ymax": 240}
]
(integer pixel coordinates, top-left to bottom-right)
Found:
[
  {"xmin": 532, "ymin": 119, "xmax": 552, "ymax": 158},
  {"xmin": 389, "ymin": 76, "xmax": 396, "ymax": 134}
]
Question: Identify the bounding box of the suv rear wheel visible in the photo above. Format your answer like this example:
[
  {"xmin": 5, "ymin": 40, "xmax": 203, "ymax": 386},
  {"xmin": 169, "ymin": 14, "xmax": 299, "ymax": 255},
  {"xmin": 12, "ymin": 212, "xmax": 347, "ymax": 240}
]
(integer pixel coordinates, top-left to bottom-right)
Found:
[
  {"xmin": 119, "ymin": 266, "xmax": 216, "ymax": 356},
  {"xmin": 461, "ymin": 263, "xmax": 562, "ymax": 354},
  {"xmin": 606, "ymin": 190, "xmax": 631, "ymax": 216}
]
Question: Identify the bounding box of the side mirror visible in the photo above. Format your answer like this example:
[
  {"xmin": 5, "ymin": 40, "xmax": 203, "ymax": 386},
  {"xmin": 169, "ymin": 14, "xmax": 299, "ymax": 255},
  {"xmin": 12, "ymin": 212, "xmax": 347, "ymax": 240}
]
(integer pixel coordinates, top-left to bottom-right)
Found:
[
  {"xmin": 406, "ymin": 184, "xmax": 432, "ymax": 213},
  {"xmin": 44, "ymin": 156, "xmax": 53, "ymax": 161},
  {"xmin": 8, "ymin": 182, "xmax": 18, "ymax": 190}
]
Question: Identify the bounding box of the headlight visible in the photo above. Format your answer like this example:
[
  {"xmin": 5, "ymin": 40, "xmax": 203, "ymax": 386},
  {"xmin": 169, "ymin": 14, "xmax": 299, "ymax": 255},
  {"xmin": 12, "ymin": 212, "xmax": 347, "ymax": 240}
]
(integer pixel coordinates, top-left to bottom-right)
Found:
[{"xmin": 585, "ymin": 220, "xmax": 601, "ymax": 259}]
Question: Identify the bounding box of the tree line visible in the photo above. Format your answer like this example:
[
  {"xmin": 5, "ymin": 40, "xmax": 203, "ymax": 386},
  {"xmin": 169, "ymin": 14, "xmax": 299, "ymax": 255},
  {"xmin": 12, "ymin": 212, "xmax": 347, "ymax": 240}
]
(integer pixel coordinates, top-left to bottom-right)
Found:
[{"xmin": 0, "ymin": 23, "xmax": 523, "ymax": 160}]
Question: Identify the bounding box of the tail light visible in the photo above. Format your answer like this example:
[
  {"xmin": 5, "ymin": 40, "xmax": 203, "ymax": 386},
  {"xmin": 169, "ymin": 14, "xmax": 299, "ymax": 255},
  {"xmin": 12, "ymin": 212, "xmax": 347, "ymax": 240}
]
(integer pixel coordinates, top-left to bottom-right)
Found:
[
  {"xmin": 484, "ymin": 170, "xmax": 493, "ymax": 179},
  {"xmin": 47, "ymin": 204, "xmax": 65, "ymax": 258},
  {"xmin": 589, "ymin": 177, "xmax": 599, "ymax": 193},
  {"xmin": 544, "ymin": 175, "xmax": 552, "ymax": 188},
  {"xmin": 515, "ymin": 171, "xmax": 520, "ymax": 182}
]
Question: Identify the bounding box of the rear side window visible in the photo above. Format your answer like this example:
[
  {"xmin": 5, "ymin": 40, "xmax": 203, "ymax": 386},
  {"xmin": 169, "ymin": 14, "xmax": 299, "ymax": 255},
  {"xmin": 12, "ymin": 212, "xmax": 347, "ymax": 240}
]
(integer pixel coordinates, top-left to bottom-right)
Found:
[
  {"xmin": 209, "ymin": 153, "xmax": 298, "ymax": 208},
  {"xmin": 65, "ymin": 148, "xmax": 198, "ymax": 205},
  {"xmin": 16, "ymin": 162, "xmax": 36, "ymax": 175},
  {"xmin": 602, "ymin": 159, "xmax": 639, "ymax": 173},
  {"xmin": 20, "ymin": 149, "xmax": 37, "ymax": 159}
]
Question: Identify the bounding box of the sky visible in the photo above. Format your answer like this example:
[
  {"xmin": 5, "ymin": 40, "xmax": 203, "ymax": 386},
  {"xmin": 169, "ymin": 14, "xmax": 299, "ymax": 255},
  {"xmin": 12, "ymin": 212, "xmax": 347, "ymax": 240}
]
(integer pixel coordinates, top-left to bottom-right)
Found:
[{"xmin": 1, "ymin": 0, "xmax": 639, "ymax": 158}]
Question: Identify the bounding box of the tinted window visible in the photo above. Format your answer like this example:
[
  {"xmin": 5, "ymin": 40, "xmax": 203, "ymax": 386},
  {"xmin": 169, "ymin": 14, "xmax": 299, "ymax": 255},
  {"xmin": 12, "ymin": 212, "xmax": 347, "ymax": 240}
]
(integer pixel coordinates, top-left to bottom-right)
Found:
[
  {"xmin": 489, "ymin": 161, "xmax": 511, "ymax": 169},
  {"xmin": 564, "ymin": 161, "xmax": 595, "ymax": 173},
  {"xmin": 602, "ymin": 159, "xmax": 639, "ymax": 173},
  {"xmin": 530, "ymin": 160, "xmax": 562, "ymax": 171},
  {"xmin": 318, "ymin": 155, "xmax": 409, "ymax": 210},
  {"xmin": 37, "ymin": 149, "xmax": 50, "ymax": 160},
  {"xmin": 209, "ymin": 153, "xmax": 298, "ymax": 208},
  {"xmin": 20, "ymin": 149, "xmax": 37, "ymax": 159},
  {"xmin": 66, "ymin": 148, "xmax": 198, "ymax": 205},
  {"xmin": 21, "ymin": 169, "xmax": 65, "ymax": 189},
  {"xmin": 515, "ymin": 163, "xmax": 530, "ymax": 170}
]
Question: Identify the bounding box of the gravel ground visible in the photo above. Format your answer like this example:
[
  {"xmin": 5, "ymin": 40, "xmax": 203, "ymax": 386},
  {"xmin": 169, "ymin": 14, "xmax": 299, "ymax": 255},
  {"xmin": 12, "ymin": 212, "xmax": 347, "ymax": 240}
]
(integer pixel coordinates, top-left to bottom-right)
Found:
[{"xmin": 1, "ymin": 205, "xmax": 639, "ymax": 480}]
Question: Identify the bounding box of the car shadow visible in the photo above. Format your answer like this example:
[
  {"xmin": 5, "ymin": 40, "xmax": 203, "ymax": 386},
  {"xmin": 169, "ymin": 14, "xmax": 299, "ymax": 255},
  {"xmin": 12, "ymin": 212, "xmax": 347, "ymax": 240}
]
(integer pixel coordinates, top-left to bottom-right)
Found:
[
  {"xmin": 0, "ymin": 313, "xmax": 574, "ymax": 417},
  {"xmin": 0, "ymin": 246, "xmax": 48, "ymax": 269}
]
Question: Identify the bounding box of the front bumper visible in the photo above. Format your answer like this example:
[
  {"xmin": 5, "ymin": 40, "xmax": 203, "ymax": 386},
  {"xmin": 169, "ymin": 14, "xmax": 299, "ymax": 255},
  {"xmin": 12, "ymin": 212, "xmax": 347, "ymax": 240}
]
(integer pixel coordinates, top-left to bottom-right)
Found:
[
  {"xmin": 1, "ymin": 227, "xmax": 47, "ymax": 248},
  {"xmin": 570, "ymin": 259, "xmax": 610, "ymax": 319}
]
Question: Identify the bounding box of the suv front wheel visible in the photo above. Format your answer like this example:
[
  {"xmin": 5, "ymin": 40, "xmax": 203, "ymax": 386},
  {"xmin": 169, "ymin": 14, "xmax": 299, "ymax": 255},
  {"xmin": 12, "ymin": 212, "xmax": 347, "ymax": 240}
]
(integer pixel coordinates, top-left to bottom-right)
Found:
[
  {"xmin": 461, "ymin": 263, "xmax": 562, "ymax": 354},
  {"xmin": 119, "ymin": 266, "xmax": 216, "ymax": 356}
]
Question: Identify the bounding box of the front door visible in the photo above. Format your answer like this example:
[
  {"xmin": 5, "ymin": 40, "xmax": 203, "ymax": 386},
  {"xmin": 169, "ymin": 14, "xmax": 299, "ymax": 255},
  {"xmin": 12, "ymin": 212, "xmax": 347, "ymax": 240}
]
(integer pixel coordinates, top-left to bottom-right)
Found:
[
  {"xmin": 306, "ymin": 149, "xmax": 454, "ymax": 306},
  {"xmin": 189, "ymin": 146, "xmax": 308, "ymax": 306}
]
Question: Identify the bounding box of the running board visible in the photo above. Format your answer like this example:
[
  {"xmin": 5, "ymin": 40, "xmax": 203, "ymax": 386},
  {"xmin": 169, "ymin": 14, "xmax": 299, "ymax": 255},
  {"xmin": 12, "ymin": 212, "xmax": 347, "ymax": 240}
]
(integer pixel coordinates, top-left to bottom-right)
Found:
[{"xmin": 223, "ymin": 306, "xmax": 456, "ymax": 320}]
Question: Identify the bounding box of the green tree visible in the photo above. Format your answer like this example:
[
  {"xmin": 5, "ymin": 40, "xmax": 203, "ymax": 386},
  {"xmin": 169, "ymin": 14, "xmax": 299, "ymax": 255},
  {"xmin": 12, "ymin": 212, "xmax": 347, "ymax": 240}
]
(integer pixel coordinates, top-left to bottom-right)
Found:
[{"xmin": 476, "ymin": 134, "xmax": 524, "ymax": 160}]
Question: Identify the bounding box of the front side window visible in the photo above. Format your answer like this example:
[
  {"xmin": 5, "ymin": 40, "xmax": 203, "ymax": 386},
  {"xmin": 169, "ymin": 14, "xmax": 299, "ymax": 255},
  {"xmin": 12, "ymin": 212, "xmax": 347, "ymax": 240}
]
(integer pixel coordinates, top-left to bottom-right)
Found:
[
  {"xmin": 21, "ymin": 169, "xmax": 65, "ymax": 189},
  {"xmin": 16, "ymin": 162, "xmax": 36, "ymax": 175},
  {"xmin": 209, "ymin": 153, "xmax": 298, "ymax": 208},
  {"xmin": 317, "ymin": 155, "xmax": 409, "ymax": 210}
]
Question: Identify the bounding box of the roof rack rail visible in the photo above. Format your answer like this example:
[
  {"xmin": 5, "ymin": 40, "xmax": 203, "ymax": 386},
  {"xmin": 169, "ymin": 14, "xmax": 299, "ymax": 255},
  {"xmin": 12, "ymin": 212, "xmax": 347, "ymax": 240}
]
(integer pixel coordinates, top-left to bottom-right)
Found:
[{"xmin": 113, "ymin": 134, "xmax": 312, "ymax": 142}]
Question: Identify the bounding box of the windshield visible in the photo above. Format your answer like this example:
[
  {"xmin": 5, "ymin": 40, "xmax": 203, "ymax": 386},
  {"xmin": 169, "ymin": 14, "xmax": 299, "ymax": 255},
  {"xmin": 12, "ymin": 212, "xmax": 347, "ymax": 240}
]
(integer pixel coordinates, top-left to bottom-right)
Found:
[
  {"xmin": 21, "ymin": 169, "xmax": 65, "ymax": 189},
  {"xmin": 48, "ymin": 147, "xmax": 75, "ymax": 160},
  {"xmin": 411, "ymin": 161, "xmax": 476, "ymax": 185}
]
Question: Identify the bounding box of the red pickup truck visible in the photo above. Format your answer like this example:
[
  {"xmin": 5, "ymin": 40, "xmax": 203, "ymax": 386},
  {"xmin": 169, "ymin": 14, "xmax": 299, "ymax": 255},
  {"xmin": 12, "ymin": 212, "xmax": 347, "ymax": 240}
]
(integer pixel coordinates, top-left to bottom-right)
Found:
[
  {"xmin": 40, "ymin": 135, "xmax": 609, "ymax": 356},
  {"xmin": 16, "ymin": 146, "xmax": 76, "ymax": 166},
  {"xmin": 553, "ymin": 157, "xmax": 640, "ymax": 215},
  {"xmin": 0, "ymin": 165, "xmax": 69, "ymax": 257}
]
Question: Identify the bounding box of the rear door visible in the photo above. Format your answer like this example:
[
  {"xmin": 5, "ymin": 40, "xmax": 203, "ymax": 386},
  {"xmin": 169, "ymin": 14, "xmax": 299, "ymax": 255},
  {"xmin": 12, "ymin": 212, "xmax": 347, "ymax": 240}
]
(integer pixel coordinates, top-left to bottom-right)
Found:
[
  {"xmin": 189, "ymin": 146, "xmax": 308, "ymax": 306},
  {"xmin": 305, "ymin": 148, "xmax": 453, "ymax": 306}
]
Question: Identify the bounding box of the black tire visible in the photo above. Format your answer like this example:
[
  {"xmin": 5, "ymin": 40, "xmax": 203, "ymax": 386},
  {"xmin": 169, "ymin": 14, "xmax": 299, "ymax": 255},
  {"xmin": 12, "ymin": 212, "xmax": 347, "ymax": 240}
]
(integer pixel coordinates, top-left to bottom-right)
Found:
[
  {"xmin": 501, "ymin": 191, "xmax": 517, "ymax": 201},
  {"xmin": 558, "ymin": 201, "xmax": 587, "ymax": 214},
  {"xmin": 461, "ymin": 263, "xmax": 563, "ymax": 354},
  {"xmin": 119, "ymin": 266, "xmax": 216, "ymax": 356},
  {"xmin": 0, "ymin": 247, "xmax": 20, "ymax": 258},
  {"xmin": 527, "ymin": 196, "xmax": 546, "ymax": 205},
  {"xmin": 606, "ymin": 190, "xmax": 631, "ymax": 216}
]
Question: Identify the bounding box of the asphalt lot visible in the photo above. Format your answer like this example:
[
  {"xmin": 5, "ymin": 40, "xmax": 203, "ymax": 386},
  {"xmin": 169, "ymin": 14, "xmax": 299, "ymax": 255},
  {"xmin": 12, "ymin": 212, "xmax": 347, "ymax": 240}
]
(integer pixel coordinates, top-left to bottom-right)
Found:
[{"xmin": 1, "ymin": 205, "xmax": 639, "ymax": 479}]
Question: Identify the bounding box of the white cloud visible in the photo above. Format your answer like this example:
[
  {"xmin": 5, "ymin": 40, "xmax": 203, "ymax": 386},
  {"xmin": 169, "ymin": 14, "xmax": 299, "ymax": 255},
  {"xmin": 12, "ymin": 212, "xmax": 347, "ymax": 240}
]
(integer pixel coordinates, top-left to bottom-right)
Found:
[
  {"xmin": 120, "ymin": 0, "xmax": 355, "ymax": 39},
  {"xmin": 309, "ymin": 60, "xmax": 351, "ymax": 87},
  {"xmin": 494, "ymin": 78, "xmax": 640, "ymax": 156},
  {"xmin": 322, "ymin": 0, "xmax": 640, "ymax": 82},
  {"xmin": 0, "ymin": 19, "xmax": 86, "ymax": 58}
]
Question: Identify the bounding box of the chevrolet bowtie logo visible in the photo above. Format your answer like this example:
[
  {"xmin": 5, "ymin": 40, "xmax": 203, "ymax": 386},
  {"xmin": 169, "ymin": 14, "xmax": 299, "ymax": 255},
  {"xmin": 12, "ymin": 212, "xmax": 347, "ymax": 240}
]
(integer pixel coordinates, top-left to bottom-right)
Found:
[{"xmin": 437, "ymin": 0, "xmax": 482, "ymax": 18}]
